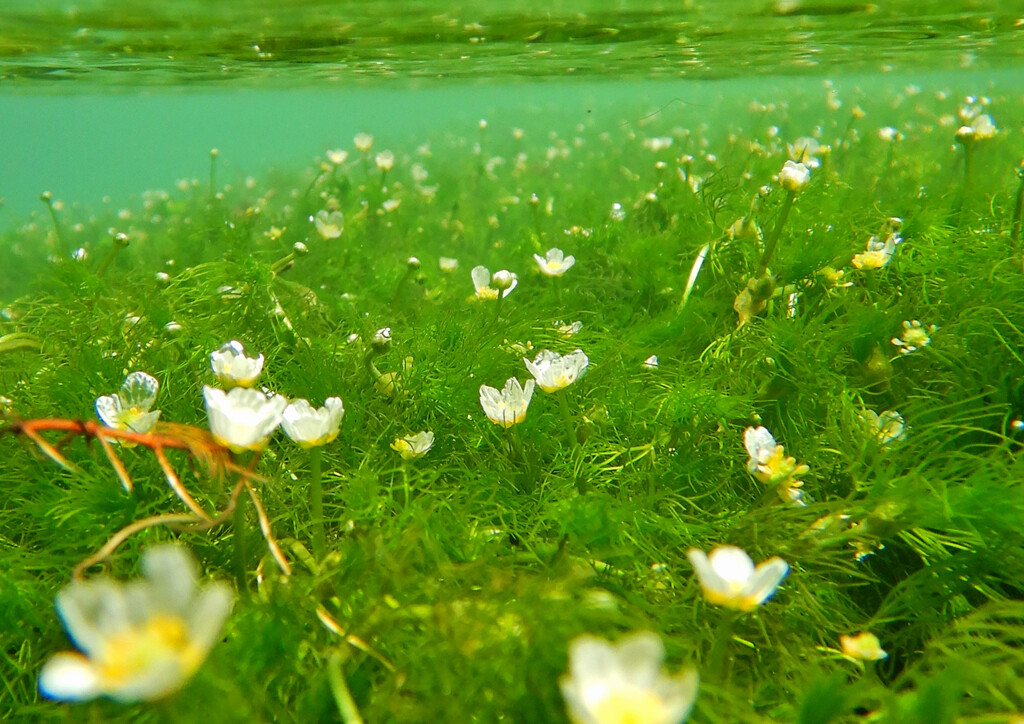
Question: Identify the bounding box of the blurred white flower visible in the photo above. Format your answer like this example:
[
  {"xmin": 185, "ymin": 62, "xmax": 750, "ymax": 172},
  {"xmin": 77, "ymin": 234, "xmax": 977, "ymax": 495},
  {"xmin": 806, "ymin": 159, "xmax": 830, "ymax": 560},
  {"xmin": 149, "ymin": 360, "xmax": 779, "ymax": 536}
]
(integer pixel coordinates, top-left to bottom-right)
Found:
[
  {"xmin": 891, "ymin": 319, "xmax": 936, "ymax": 354},
  {"xmin": 687, "ymin": 545, "xmax": 788, "ymax": 611},
  {"xmin": 281, "ymin": 397, "xmax": 344, "ymax": 449},
  {"xmin": 534, "ymin": 248, "xmax": 576, "ymax": 277},
  {"xmin": 860, "ymin": 409, "xmax": 906, "ymax": 445},
  {"xmin": 326, "ymin": 149, "xmax": 348, "ymax": 165},
  {"xmin": 840, "ymin": 632, "xmax": 888, "ymax": 661},
  {"xmin": 557, "ymin": 320, "xmax": 583, "ymax": 338},
  {"xmin": 353, "ymin": 133, "xmax": 374, "ymax": 153},
  {"xmin": 852, "ymin": 229, "xmax": 901, "ymax": 270},
  {"xmin": 210, "ymin": 340, "xmax": 264, "ymax": 388},
  {"xmin": 38, "ymin": 545, "xmax": 232, "ymax": 703},
  {"xmin": 779, "ymin": 160, "xmax": 811, "ymax": 192},
  {"xmin": 375, "ymin": 150, "xmax": 395, "ymax": 172},
  {"xmin": 203, "ymin": 386, "xmax": 286, "ymax": 453},
  {"xmin": 560, "ymin": 631, "xmax": 699, "ymax": 724},
  {"xmin": 743, "ymin": 426, "xmax": 808, "ymax": 504},
  {"xmin": 787, "ymin": 137, "xmax": 825, "ymax": 168},
  {"xmin": 524, "ymin": 349, "xmax": 589, "ymax": 393},
  {"xmin": 391, "ymin": 430, "xmax": 434, "ymax": 459},
  {"xmin": 95, "ymin": 371, "xmax": 161, "ymax": 437},
  {"xmin": 479, "ymin": 377, "xmax": 535, "ymax": 428},
  {"xmin": 643, "ymin": 355, "xmax": 659, "ymax": 369},
  {"xmin": 439, "ymin": 257, "xmax": 459, "ymax": 273},
  {"xmin": 314, "ymin": 209, "xmax": 344, "ymax": 240},
  {"xmin": 471, "ymin": 265, "xmax": 517, "ymax": 300}
]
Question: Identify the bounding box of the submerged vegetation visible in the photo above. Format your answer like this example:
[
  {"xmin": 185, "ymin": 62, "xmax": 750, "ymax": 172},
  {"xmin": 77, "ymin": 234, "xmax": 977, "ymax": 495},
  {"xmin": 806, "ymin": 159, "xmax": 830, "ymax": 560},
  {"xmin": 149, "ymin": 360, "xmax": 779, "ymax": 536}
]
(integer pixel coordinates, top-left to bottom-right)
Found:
[{"xmin": 2, "ymin": 77, "xmax": 1024, "ymax": 723}]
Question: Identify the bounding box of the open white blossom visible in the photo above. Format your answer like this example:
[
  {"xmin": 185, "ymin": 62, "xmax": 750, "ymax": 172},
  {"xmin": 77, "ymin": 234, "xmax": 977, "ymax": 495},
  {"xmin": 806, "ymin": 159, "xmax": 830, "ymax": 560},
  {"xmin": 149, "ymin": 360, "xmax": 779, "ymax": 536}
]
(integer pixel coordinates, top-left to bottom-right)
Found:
[
  {"xmin": 38, "ymin": 545, "xmax": 233, "ymax": 703},
  {"xmin": 687, "ymin": 545, "xmax": 789, "ymax": 611},
  {"xmin": 314, "ymin": 209, "xmax": 344, "ymax": 240},
  {"xmin": 891, "ymin": 320, "xmax": 936, "ymax": 355},
  {"xmin": 439, "ymin": 257, "xmax": 459, "ymax": 272},
  {"xmin": 779, "ymin": 160, "xmax": 811, "ymax": 192},
  {"xmin": 840, "ymin": 632, "xmax": 888, "ymax": 661},
  {"xmin": 375, "ymin": 150, "xmax": 395, "ymax": 172},
  {"xmin": 391, "ymin": 430, "xmax": 434, "ymax": 459},
  {"xmin": 534, "ymin": 248, "xmax": 576, "ymax": 277},
  {"xmin": 209, "ymin": 341, "xmax": 264, "ymax": 388},
  {"xmin": 203, "ymin": 386, "xmax": 286, "ymax": 453},
  {"xmin": 95, "ymin": 371, "xmax": 161, "ymax": 436},
  {"xmin": 471, "ymin": 265, "xmax": 517, "ymax": 300},
  {"xmin": 744, "ymin": 425, "xmax": 808, "ymax": 504},
  {"xmin": 560, "ymin": 632, "xmax": 699, "ymax": 724},
  {"xmin": 479, "ymin": 377, "xmax": 535, "ymax": 428},
  {"xmin": 852, "ymin": 226, "xmax": 902, "ymax": 270},
  {"xmin": 860, "ymin": 409, "xmax": 906, "ymax": 446},
  {"xmin": 281, "ymin": 397, "xmax": 344, "ymax": 448},
  {"xmin": 524, "ymin": 349, "xmax": 589, "ymax": 393},
  {"xmin": 353, "ymin": 133, "xmax": 374, "ymax": 153}
]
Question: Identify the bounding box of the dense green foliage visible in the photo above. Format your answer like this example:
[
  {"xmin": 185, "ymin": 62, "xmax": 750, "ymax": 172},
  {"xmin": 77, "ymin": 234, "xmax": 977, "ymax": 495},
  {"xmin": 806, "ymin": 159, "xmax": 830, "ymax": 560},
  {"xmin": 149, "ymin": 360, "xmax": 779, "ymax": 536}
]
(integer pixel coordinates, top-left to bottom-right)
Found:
[{"xmin": 2, "ymin": 78, "xmax": 1024, "ymax": 723}]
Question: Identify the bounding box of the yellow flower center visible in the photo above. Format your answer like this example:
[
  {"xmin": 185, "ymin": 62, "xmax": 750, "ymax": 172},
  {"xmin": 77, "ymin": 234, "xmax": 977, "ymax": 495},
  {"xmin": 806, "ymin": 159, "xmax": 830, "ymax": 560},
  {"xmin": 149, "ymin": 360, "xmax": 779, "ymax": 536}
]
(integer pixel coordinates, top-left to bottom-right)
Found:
[
  {"xmin": 591, "ymin": 688, "xmax": 672, "ymax": 724},
  {"xmin": 96, "ymin": 614, "xmax": 201, "ymax": 687}
]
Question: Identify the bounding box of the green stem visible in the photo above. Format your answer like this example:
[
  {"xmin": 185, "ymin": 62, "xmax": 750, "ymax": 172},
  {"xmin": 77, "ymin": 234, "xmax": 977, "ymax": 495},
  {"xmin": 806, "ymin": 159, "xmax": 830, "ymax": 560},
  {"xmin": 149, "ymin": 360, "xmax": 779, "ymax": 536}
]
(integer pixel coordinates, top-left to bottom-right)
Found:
[
  {"xmin": 209, "ymin": 148, "xmax": 219, "ymax": 196},
  {"xmin": 95, "ymin": 233, "xmax": 129, "ymax": 278},
  {"xmin": 40, "ymin": 192, "xmax": 66, "ymax": 259},
  {"xmin": 233, "ymin": 495, "xmax": 248, "ymax": 593},
  {"xmin": 757, "ymin": 190, "xmax": 796, "ymax": 277},
  {"xmin": 707, "ymin": 608, "xmax": 738, "ymax": 679},
  {"xmin": 1011, "ymin": 164, "xmax": 1024, "ymax": 244},
  {"xmin": 493, "ymin": 289, "xmax": 505, "ymax": 324},
  {"xmin": 553, "ymin": 276, "xmax": 562, "ymax": 307},
  {"xmin": 957, "ymin": 144, "xmax": 975, "ymax": 227},
  {"xmin": 309, "ymin": 445, "xmax": 325, "ymax": 559},
  {"xmin": 556, "ymin": 389, "xmax": 579, "ymax": 451},
  {"xmin": 328, "ymin": 651, "xmax": 365, "ymax": 724}
]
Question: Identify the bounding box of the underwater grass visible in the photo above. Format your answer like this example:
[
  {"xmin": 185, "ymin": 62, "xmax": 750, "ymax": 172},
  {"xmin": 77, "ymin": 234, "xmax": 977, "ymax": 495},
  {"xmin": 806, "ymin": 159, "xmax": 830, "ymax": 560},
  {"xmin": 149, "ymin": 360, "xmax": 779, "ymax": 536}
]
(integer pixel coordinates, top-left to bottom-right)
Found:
[{"xmin": 2, "ymin": 77, "xmax": 1024, "ymax": 723}]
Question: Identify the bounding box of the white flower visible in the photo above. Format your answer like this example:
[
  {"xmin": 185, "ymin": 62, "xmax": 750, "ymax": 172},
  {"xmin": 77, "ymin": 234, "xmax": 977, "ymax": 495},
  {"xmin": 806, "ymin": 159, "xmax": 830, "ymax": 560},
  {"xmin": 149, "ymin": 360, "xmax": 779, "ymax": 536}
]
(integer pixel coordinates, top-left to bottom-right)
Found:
[
  {"xmin": 524, "ymin": 349, "xmax": 589, "ymax": 393},
  {"xmin": 203, "ymin": 386, "xmax": 286, "ymax": 453},
  {"xmin": 471, "ymin": 265, "xmax": 517, "ymax": 300},
  {"xmin": 375, "ymin": 150, "xmax": 395, "ymax": 172},
  {"xmin": 326, "ymin": 149, "xmax": 348, "ymax": 165},
  {"xmin": 439, "ymin": 257, "xmax": 459, "ymax": 273},
  {"xmin": 353, "ymin": 132, "xmax": 373, "ymax": 153},
  {"xmin": 534, "ymin": 247, "xmax": 576, "ymax": 277},
  {"xmin": 852, "ymin": 229, "xmax": 902, "ymax": 270},
  {"xmin": 743, "ymin": 426, "xmax": 808, "ymax": 503},
  {"xmin": 314, "ymin": 209, "xmax": 344, "ymax": 240},
  {"xmin": 560, "ymin": 631, "xmax": 698, "ymax": 724},
  {"xmin": 840, "ymin": 632, "xmax": 888, "ymax": 661},
  {"xmin": 209, "ymin": 340, "xmax": 264, "ymax": 388},
  {"xmin": 281, "ymin": 397, "xmax": 344, "ymax": 449},
  {"xmin": 643, "ymin": 355, "xmax": 659, "ymax": 369},
  {"xmin": 860, "ymin": 409, "xmax": 906, "ymax": 446},
  {"xmin": 391, "ymin": 430, "xmax": 434, "ymax": 459},
  {"xmin": 877, "ymin": 126, "xmax": 903, "ymax": 143},
  {"xmin": 557, "ymin": 320, "xmax": 583, "ymax": 338},
  {"xmin": 779, "ymin": 160, "xmax": 811, "ymax": 192},
  {"xmin": 787, "ymin": 137, "xmax": 824, "ymax": 168},
  {"xmin": 642, "ymin": 136, "xmax": 674, "ymax": 152},
  {"xmin": 95, "ymin": 371, "xmax": 161, "ymax": 436},
  {"xmin": 38, "ymin": 544, "xmax": 233, "ymax": 703},
  {"xmin": 479, "ymin": 377, "xmax": 535, "ymax": 428},
  {"xmin": 892, "ymin": 319, "xmax": 936, "ymax": 354},
  {"xmin": 687, "ymin": 545, "xmax": 789, "ymax": 611}
]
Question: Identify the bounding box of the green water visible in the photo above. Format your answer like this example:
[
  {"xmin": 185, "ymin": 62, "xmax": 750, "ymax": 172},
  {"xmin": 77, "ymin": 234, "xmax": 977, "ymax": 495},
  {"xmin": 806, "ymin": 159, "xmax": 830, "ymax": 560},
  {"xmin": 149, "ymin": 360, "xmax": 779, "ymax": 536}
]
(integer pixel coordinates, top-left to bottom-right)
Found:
[{"xmin": 2, "ymin": 2, "xmax": 1024, "ymax": 723}]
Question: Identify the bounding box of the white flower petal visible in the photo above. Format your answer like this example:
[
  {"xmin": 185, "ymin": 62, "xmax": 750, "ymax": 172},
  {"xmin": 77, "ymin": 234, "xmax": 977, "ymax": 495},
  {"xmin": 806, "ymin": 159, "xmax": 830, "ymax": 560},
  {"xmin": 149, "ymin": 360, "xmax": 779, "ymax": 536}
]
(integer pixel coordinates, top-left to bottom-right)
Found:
[{"xmin": 39, "ymin": 652, "xmax": 102, "ymax": 701}]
